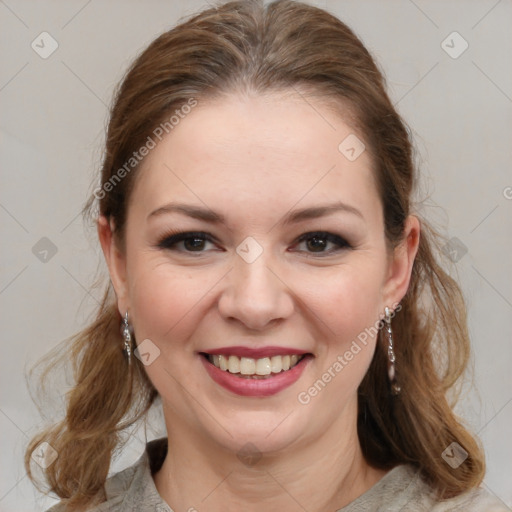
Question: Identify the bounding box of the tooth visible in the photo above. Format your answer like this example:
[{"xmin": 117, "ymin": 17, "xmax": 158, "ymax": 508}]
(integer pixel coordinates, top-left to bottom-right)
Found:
[
  {"xmin": 209, "ymin": 353, "xmax": 303, "ymax": 375},
  {"xmin": 240, "ymin": 357, "xmax": 256, "ymax": 375},
  {"xmin": 256, "ymin": 357, "xmax": 271, "ymax": 375},
  {"xmin": 270, "ymin": 355, "xmax": 283, "ymax": 373},
  {"xmin": 219, "ymin": 355, "xmax": 228, "ymax": 371},
  {"xmin": 228, "ymin": 355, "xmax": 240, "ymax": 373}
]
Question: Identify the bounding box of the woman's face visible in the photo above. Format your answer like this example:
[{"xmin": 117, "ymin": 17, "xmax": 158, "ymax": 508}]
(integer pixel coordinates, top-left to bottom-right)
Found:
[{"xmin": 101, "ymin": 91, "xmax": 417, "ymax": 455}]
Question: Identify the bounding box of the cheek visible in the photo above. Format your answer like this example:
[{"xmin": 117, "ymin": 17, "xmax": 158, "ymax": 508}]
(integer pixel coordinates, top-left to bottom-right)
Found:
[
  {"xmin": 128, "ymin": 260, "xmax": 208, "ymax": 342},
  {"xmin": 299, "ymin": 263, "xmax": 384, "ymax": 345},
  {"xmin": 296, "ymin": 269, "xmax": 384, "ymax": 406},
  {"xmin": 125, "ymin": 247, "xmax": 237, "ymax": 364}
]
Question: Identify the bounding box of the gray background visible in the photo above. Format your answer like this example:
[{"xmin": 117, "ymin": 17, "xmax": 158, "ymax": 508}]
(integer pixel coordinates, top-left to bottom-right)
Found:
[{"xmin": 0, "ymin": 0, "xmax": 511, "ymax": 510}]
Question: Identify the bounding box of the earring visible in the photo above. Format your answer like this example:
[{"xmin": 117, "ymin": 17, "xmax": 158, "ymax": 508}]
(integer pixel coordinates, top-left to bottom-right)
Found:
[
  {"xmin": 121, "ymin": 312, "xmax": 132, "ymax": 365},
  {"xmin": 384, "ymin": 307, "xmax": 400, "ymax": 395}
]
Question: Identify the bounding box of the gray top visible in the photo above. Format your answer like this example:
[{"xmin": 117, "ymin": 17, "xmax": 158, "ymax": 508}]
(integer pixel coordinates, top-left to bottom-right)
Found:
[{"xmin": 48, "ymin": 438, "xmax": 509, "ymax": 511}]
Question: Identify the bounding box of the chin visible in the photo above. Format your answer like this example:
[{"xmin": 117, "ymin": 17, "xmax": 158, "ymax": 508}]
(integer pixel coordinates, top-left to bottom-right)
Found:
[{"xmin": 204, "ymin": 407, "xmax": 308, "ymax": 458}]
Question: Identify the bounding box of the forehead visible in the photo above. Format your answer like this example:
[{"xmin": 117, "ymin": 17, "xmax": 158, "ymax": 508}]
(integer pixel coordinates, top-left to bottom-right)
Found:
[{"xmin": 130, "ymin": 92, "xmax": 379, "ymax": 226}]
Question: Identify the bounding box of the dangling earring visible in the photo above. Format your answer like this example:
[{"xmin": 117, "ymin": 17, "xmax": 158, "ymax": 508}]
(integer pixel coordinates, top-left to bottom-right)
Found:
[
  {"xmin": 121, "ymin": 312, "xmax": 132, "ymax": 365},
  {"xmin": 384, "ymin": 306, "xmax": 400, "ymax": 395}
]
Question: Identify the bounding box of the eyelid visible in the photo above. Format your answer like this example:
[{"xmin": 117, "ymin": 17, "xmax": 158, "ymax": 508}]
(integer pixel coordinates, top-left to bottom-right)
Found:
[
  {"xmin": 156, "ymin": 229, "xmax": 352, "ymax": 256},
  {"xmin": 292, "ymin": 231, "xmax": 351, "ymax": 256},
  {"xmin": 295, "ymin": 231, "xmax": 350, "ymax": 246},
  {"xmin": 156, "ymin": 230, "xmax": 218, "ymax": 252}
]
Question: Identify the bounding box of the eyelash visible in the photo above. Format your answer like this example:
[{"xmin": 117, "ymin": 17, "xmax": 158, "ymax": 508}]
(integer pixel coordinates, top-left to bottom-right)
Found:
[{"xmin": 156, "ymin": 230, "xmax": 352, "ymax": 257}]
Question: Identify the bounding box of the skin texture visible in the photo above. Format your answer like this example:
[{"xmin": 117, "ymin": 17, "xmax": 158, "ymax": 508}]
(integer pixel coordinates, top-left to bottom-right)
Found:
[{"xmin": 98, "ymin": 91, "xmax": 420, "ymax": 511}]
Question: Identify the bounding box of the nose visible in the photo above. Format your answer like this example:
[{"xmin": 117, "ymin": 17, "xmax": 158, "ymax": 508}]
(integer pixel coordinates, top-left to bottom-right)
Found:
[{"xmin": 217, "ymin": 247, "xmax": 294, "ymax": 331}]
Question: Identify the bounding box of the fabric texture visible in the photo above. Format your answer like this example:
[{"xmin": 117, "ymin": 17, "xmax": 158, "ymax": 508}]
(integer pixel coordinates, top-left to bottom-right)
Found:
[{"xmin": 47, "ymin": 437, "xmax": 510, "ymax": 511}]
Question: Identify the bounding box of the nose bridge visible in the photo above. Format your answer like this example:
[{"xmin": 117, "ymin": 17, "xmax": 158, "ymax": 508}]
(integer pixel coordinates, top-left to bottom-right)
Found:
[
  {"xmin": 233, "ymin": 237, "xmax": 279, "ymax": 302},
  {"xmin": 218, "ymin": 236, "xmax": 293, "ymax": 329}
]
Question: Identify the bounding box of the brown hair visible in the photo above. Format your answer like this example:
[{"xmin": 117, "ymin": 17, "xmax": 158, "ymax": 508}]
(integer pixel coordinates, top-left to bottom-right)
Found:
[{"xmin": 25, "ymin": 0, "xmax": 485, "ymax": 509}]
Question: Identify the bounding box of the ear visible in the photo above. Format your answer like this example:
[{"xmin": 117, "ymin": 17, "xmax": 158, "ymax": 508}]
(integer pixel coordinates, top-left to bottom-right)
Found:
[
  {"xmin": 97, "ymin": 215, "xmax": 129, "ymax": 316},
  {"xmin": 381, "ymin": 215, "xmax": 420, "ymax": 310}
]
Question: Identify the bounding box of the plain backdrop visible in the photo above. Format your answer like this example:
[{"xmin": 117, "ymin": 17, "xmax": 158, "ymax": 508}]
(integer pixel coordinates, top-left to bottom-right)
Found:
[{"xmin": 0, "ymin": 1, "xmax": 511, "ymax": 510}]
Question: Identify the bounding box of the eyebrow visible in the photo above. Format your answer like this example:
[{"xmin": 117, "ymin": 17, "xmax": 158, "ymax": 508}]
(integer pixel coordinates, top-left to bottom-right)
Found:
[{"xmin": 148, "ymin": 200, "xmax": 364, "ymax": 226}]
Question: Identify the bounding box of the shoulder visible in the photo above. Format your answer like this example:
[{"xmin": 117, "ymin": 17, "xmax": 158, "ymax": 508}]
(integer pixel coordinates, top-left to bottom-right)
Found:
[
  {"xmin": 340, "ymin": 464, "xmax": 509, "ymax": 512},
  {"xmin": 45, "ymin": 438, "xmax": 170, "ymax": 512},
  {"xmin": 428, "ymin": 487, "xmax": 510, "ymax": 512},
  {"xmin": 383, "ymin": 465, "xmax": 509, "ymax": 512},
  {"xmin": 44, "ymin": 462, "xmax": 135, "ymax": 512},
  {"xmin": 44, "ymin": 463, "xmax": 144, "ymax": 512}
]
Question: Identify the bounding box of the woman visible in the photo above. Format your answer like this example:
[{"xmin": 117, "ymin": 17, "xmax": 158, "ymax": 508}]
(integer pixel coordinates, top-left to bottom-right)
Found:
[{"xmin": 25, "ymin": 1, "xmax": 508, "ymax": 510}]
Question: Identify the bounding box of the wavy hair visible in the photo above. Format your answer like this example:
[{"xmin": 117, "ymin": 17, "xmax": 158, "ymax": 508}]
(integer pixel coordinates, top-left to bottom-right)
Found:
[{"xmin": 25, "ymin": 1, "xmax": 485, "ymax": 509}]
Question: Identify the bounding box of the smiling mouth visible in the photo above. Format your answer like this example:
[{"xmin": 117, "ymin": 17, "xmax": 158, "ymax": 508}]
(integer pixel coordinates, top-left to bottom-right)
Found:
[{"xmin": 201, "ymin": 353, "xmax": 307, "ymax": 379}]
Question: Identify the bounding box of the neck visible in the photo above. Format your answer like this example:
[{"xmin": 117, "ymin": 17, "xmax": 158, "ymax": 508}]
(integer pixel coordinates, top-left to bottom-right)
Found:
[{"xmin": 153, "ymin": 398, "xmax": 388, "ymax": 511}]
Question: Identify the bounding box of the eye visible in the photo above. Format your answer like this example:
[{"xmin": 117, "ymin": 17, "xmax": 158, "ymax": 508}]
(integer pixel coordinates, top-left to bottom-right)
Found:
[
  {"xmin": 156, "ymin": 230, "xmax": 351, "ymax": 256},
  {"xmin": 156, "ymin": 231, "xmax": 217, "ymax": 254},
  {"xmin": 292, "ymin": 231, "xmax": 351, "ymax": 256}
]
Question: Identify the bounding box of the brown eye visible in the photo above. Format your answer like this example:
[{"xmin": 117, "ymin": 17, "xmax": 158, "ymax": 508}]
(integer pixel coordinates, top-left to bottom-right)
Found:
[
  {"xmin": 294, "ymin": 231, "xmax": 351, "ymax": 255},
  {"xmin": 306, "ymin": 235, "xmax": 328, "ymax": 252},
  {"xmin": 182, "ymin": 237, "xmax": 207, "ymax": 251},
  {"xmin": 157, "ymin": 231, "xmax": 215, "ymax": 253}
]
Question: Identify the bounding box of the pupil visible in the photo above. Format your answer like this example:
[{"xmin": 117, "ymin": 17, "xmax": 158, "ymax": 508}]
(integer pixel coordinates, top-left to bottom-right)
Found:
[
  {"xmin": 185, "ymin": 238, "xmax": 204, "ymax": 251},
  {"xmin": 308, "ymin": 236, "xmax": 326, "ymax": 252}
]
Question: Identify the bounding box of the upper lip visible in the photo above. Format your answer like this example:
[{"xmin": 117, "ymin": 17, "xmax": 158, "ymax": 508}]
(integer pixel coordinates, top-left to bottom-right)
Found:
[{"xmin": 200, "ymin": 346, "xmax": 311, "ymax": 359}]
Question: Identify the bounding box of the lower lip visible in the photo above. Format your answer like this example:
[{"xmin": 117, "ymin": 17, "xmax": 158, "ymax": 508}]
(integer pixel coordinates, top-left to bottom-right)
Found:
[{"xmin": 200, "ymin": 354, "xmax": 312, "ymax": 397}]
